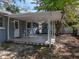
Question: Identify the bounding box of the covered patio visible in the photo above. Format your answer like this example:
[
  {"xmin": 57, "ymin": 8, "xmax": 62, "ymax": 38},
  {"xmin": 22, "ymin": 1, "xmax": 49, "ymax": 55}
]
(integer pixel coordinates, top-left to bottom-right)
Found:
[
  {"xmin": 6, "ymin": 11, "xmax": 62, "ymax": 45},
  {"xmin": 10, "ymin": 35, "xmax": 47, "ymax": 45}
]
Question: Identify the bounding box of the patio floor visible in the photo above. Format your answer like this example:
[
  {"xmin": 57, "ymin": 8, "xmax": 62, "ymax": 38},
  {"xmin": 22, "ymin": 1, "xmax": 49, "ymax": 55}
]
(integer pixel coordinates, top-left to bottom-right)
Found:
[{"xmin": 8, "ymin": 35, "xmax": 48, "ymax": 45}]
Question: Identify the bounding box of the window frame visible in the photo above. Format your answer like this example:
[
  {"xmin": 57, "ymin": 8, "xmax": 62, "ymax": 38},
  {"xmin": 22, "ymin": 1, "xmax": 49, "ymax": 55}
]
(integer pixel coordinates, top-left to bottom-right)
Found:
[{"xmin": 0, "ymin": 16, "xmax": 5, "ymax": 29}]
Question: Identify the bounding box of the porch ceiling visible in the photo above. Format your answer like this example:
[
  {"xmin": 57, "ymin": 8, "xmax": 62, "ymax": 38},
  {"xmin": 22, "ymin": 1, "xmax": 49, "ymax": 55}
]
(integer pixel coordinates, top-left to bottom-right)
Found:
[{"xmin": 0, "ymin": 11, "xmax": 62, "ymax": 22}]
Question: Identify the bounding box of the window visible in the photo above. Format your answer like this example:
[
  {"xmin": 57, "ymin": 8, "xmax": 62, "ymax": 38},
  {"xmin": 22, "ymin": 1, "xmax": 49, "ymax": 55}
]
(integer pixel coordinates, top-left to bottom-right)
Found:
[
  {"xmin": 27, "ymin": 22, "xmax": 31, "ymax": 28},
  {"xmin": 15, "ymin": 21, "xmax": 18, "ymax": 29},
  {"xmin": 0, "ymin": 17, "xmax": 3, "ymax": 27}
]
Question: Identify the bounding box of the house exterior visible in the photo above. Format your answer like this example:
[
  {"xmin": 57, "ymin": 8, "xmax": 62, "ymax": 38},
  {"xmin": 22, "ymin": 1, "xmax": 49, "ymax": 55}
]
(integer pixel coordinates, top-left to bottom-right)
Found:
[
  {"xmin": 0, "ymin": 11, "xmax": 62, "ymax": 45},
  {"xmin": 0, "ymin": 15, "xmax": 7, "ymax": 43},
  {"xmin": 0, "ymin": 14, "xmax": 26, "ymax": 43}
]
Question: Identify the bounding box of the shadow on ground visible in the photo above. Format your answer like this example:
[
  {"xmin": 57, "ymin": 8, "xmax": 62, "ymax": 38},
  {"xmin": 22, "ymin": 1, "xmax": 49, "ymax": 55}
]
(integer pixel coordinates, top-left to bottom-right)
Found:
[
  {"xmin": 0, "ymin": 43, "xmax": 53, "ymax": 59},
  {"xmin": 0, "ymin": 34, "xmax": 79, "ymax": 59}
]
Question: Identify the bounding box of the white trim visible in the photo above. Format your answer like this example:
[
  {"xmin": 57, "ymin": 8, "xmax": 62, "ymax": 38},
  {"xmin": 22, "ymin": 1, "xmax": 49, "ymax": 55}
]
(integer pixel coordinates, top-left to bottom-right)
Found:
[
  {"xmin": 14, "ymin": 20, "xmax": 20, "ymax": 37},
  {"xmin": 0, "ymin": 17, "xmax": 4, "ymax": 27},
  {"xmin": 48, "ymin": 20, "xmax": 51, "ymax": 47},
  {"xmin": 48, "ymin": 20, "xmax": 50, "ymax": 42},
  {"xmin": 51, "ymin": 12, "xmax": 56, "ymax": 44},
  {"xmin": 0, "ymin": 27, "xmax": 5, "ymax": 29},
  {"xmin": 51, "ymin": 21, "xmax": 55, "ymax": 44}
]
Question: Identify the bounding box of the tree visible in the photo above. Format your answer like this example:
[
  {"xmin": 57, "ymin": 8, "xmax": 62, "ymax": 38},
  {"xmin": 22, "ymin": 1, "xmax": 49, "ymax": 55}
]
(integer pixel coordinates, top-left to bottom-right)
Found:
[
  {"xmin": 34, "ymin": 0, "xmax": 79, "ymax": 35},
  {"xmin": 0, "ymin": 0, "xmax": 26, "ymax": 13},
  {"xmin": 0, "ymin": 0, "xmax": 20, "ymax": 13},
  {"xmin": 6, "ymin": 4, "xmax": 20, "ymax": 13}
]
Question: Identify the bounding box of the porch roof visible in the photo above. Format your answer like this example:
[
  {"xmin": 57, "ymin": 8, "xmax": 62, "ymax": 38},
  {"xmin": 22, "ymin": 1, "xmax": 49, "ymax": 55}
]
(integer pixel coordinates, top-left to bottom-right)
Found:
[{"xmin": 0, "ymin": 11, "xmax": 62, "ymax": 22}]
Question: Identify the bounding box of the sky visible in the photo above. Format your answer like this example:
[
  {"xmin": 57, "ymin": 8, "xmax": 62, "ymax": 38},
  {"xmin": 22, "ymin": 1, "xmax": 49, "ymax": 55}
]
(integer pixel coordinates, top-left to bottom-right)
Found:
[{"xmin": 14, "ymin": 0, "xmax": 37, "ymax": 12}]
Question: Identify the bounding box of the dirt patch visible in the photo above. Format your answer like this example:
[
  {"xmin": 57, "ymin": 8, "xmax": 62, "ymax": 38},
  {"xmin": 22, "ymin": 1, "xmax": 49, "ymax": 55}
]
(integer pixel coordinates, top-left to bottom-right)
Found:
[
  {"xmin": 0, "ymin": 34, "xmax": 79, "ymax": 59},
  {"xmin": 54, "ymin": 34, "xmax": 79, "ymax": 59}
]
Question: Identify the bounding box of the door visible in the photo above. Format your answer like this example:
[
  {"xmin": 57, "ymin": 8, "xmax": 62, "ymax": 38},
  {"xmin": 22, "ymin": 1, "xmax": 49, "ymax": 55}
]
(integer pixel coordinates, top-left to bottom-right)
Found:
[{"xmin": 14, "ymin": 20, "xmax": 19, "ymax": 37}]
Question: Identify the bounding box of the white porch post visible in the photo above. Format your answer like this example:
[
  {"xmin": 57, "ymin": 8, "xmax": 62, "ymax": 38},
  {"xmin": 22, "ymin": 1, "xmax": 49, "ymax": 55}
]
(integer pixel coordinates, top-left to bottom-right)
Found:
[
  {"xmin": 51, "ymin": 21, "xmax": 55, "ymax": 44},
  {"xmin": 7, "ymin": 16, "xmax": 10, "ymax": 40},
  {"xmin": 38, "ymin": 22, "xmax": 42, "ymax": 34},
  {"xmin": 29, "ymin": 21, "xmax": 33, "ymax": 37},
  {"xmin": 48, "ymin": 20, "xmax": 51, "ymax": 47},
  {"xmin": 51, "ymin": 12, "xmax": 56, "ymax": 44},
  {"xmin": 48, "ymin": 20, "xmax": 50, "ymax": 41}
]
